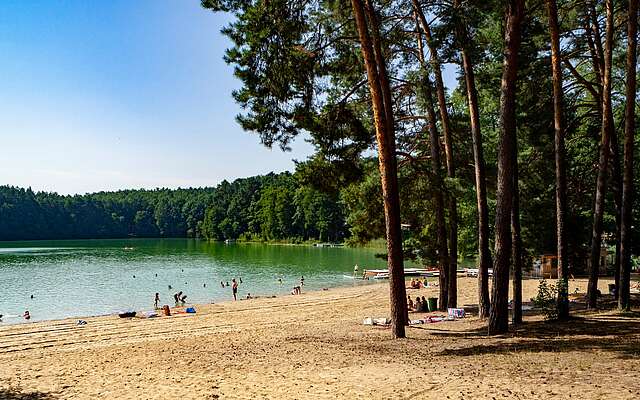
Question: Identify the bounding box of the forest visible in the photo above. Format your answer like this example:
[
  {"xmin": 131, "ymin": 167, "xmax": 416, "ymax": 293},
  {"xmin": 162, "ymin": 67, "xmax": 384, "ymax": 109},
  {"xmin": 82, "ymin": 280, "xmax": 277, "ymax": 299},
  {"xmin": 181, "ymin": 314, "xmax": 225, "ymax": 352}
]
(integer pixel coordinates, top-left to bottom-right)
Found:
[
  {"xmin": 0, "ymin": 172, "xmax": 345, "ymax": 242},
  {"xmin": 202, "ymin": 0, "xmax": 640, "ymax": 335}
]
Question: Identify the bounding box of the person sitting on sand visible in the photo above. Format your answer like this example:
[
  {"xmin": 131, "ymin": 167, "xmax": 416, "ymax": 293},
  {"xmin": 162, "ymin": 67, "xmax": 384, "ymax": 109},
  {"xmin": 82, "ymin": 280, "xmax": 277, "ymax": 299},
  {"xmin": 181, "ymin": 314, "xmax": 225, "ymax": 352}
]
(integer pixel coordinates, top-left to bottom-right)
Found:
[
  {"xmin": 232, "ymin": 278, "xmax": 238, "ymax": 301},
  {"xmin": 154, "ymin": 293, "xmax": 160, "ymax": 309},
  {"xmin": 23, "ymin": 310, "xmax": 30, "ymax": 320},
  {"xmin": 407, "ymin": 295, "xmax": 414, "ymax": 311},
  {"xmin": 421, "ymin": 296, "xmax": 427, "ymax": 311},
  {"xmin": 415, "ymin": 297, "xmax": 422, "ymax": 312}
]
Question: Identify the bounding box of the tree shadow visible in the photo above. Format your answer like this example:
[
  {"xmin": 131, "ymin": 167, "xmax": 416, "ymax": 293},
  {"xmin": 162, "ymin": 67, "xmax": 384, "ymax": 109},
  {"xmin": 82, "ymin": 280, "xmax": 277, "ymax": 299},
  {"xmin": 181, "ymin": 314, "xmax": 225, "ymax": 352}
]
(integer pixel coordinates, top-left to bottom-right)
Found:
[
  {"xmin": 0, "ymin": 388, "xmax": 58, "ymax": 400},
  {"xmin": 433, "ymin": 314, "xmax": 640, "ymax": 360}
]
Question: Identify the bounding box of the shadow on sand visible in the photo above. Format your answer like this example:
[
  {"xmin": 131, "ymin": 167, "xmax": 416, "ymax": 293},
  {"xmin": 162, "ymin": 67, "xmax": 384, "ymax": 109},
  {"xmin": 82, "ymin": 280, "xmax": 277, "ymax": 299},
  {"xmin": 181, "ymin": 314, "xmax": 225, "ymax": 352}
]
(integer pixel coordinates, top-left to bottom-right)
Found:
[
  {"xmin": 0, "ymin": 388, "xmax": 58, "ymax": 400},
  {"xmin": 431, "ymin": 310, "xmax": 640, "ymax": 360}
]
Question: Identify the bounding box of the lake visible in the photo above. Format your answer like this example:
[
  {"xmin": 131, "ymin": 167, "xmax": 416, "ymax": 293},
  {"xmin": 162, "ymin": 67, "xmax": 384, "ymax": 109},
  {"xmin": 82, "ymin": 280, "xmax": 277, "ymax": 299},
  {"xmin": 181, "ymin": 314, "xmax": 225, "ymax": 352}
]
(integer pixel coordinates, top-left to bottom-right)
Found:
[{"xmin": 0, "ymin": 239, "xmax": 390, "ymax": 324}]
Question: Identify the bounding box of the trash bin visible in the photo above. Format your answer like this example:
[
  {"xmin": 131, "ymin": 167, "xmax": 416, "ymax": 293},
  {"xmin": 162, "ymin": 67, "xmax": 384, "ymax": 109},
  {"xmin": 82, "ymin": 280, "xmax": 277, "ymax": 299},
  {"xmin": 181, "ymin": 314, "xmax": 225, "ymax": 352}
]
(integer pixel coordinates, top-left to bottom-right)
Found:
[{"xmin": 427, "ymin": 297, "xmax": 438, "ymax": 312}]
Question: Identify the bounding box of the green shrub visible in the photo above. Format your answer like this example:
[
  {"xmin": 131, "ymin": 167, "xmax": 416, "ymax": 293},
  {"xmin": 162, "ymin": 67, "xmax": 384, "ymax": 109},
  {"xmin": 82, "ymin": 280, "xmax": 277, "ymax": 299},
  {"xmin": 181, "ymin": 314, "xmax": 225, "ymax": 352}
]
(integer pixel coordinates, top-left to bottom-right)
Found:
[{"xmin": 532, "ymin": 279, "xmax": 558, "ymax": 320}]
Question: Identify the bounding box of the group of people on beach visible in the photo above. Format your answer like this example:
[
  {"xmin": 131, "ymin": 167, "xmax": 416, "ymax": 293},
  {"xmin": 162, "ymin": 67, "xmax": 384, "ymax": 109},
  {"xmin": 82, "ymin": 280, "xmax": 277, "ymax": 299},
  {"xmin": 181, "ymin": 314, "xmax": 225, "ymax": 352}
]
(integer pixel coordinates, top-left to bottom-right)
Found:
[
  {"xmin": 407, "ymin": 295, "xmax": 430, "ymax": 312},
  {"xmin": 408, "ymin": 278, "xmax": 431, "ymax": 289}
]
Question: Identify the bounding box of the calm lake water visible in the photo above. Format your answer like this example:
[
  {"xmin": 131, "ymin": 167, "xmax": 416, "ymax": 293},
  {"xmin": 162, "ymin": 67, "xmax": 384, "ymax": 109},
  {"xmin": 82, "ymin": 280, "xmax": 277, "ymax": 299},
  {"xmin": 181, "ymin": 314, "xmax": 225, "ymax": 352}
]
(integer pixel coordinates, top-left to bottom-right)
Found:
[{"xmin": 0, "ymin": 239, "xmax": 390, "ymax": 324}]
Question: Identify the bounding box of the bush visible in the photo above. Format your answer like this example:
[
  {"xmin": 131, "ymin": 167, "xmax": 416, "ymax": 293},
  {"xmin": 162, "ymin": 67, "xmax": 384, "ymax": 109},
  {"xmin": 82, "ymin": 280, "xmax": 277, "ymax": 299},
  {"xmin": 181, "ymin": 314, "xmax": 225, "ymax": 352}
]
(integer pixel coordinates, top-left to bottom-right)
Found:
[{"xmin": 532, "ymin": 279, "xmax": 558, "ymax": 320}]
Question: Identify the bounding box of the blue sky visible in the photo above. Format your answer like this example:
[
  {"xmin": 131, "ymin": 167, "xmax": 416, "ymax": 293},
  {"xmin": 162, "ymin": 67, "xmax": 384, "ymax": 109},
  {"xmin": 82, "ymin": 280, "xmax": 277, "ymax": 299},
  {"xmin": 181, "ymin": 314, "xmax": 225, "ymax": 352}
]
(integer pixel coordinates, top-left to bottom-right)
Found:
[
  {"xmin": 0, "ymin": 0, "xmax": 317, "ymax": 194},
  {"xmin": 0, "ymin": 1, "xmax": 457, "ymax": 195}
]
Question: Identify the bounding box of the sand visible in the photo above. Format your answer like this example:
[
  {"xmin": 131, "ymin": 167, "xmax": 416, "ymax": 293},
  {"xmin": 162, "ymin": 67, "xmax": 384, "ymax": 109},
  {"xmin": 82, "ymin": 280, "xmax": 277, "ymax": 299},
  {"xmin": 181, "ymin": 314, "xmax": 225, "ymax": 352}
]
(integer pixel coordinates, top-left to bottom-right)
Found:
[{"xmin": 0, "ymin": 277, "xmax": 639, "ymax": 399}]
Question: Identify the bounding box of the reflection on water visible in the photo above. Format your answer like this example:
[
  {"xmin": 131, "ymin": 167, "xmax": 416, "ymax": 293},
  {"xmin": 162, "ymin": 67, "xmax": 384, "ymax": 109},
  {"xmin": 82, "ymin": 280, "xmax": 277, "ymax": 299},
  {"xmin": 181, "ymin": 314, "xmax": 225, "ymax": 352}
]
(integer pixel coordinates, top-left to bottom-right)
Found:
[{"xmin": 0, "ymin": 239, "xmax": 390, "ymax": 324}]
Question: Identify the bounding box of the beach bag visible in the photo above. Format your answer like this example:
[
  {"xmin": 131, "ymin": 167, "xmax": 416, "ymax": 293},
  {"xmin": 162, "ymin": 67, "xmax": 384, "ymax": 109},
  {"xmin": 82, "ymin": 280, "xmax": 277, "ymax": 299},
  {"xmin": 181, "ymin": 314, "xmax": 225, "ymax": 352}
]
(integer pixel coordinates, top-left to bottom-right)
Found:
[
  {"xmin": 185, "ymin": 307, "xmax": 196, "ymax": 314},
  {"xmin": 118, "ymin": 311, "xmax": 136, "ymax": 318},
  {"xmin": 447, "ymin": 308, "xmax": 465, "ymax": 319}
]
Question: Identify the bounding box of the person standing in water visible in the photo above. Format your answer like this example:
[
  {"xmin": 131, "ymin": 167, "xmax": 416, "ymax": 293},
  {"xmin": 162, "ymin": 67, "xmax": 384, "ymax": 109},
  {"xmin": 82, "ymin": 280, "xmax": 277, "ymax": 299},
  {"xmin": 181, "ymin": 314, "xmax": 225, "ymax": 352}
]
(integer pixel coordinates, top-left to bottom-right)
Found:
[
  {"xmin": 231, "ymin": 278, "xmax": 238, "ymax": 301},
  {"xmin": 154, "ymin": 293, "xmax": 160, "ymax": 309},
  {"xmin": 300, "ymin": 276, "xmax": 305, "ymax": 286}
]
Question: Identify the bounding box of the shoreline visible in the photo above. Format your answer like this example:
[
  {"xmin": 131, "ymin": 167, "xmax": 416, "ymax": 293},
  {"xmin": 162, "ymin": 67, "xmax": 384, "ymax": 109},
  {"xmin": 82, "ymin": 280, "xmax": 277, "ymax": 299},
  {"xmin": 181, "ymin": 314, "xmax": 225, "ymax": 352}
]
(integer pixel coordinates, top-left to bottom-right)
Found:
[
  {"xmin": 0, "ymin": 281, "xmax": 373, "ymax": 328},
  {"xmin": 3, "ymin": 277, "xmax": 639, "ymax": 400}
]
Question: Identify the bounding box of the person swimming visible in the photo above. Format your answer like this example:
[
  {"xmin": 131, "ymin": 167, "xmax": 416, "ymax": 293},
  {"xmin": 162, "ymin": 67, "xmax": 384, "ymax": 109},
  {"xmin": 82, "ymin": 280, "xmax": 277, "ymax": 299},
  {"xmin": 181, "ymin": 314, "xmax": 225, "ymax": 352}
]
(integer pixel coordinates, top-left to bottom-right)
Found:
[{"xmin": 220, "ymin": 281, "xmax": 225, "ymax": 288}]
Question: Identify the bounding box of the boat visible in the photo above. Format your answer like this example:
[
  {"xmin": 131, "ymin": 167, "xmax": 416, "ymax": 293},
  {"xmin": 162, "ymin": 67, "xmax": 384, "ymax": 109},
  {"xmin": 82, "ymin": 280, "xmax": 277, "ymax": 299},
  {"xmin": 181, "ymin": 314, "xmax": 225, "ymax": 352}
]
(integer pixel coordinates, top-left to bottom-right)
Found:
[
  {"xmin": 314, "ymin": 243, "xmax": 344, "ymax": 248},
  {"xmin": 362, "ymin": 268, "xmax": 440, "ymax": 280}
]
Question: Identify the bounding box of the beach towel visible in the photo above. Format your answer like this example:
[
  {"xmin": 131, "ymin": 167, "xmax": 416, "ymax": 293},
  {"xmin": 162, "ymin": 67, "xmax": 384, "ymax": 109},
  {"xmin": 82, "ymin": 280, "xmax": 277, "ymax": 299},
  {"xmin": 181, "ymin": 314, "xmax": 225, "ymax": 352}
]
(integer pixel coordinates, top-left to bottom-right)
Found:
[
  {"xmin": 363, "ymin": 317, "xmax": 390, "ymax": 326},
  {"xmin": 447, "ymin": 308, "xmax": 465, "ymax": 319}
]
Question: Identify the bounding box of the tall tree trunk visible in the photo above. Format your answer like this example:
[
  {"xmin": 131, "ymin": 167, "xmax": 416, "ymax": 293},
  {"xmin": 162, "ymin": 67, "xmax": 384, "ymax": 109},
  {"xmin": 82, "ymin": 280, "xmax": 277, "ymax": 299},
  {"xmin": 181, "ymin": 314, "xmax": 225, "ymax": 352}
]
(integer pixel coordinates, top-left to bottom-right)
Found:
[
  {"xmin": 489, "ymin": 0, "xmax": 524, "ymax": 335},
  {"xmin": 511, "ymin": 158, "xmax": 523, "ymax": 325},
  {"xmin": 412, "ymin": 0, "xmax": 458, "ymax": 308},
  {"xmin": 546, "ymin": 0, "xmax": 569, "ymax": 320},
  {"xmin": 351, "ymin": 0, "xmax": 406, "ymax": 337},
  {"xmin": 587, "ymin": 0, "xmax": 614, "ymax": 309},
  {"xmin": 453, "ymin": 0, "xmax": 491, "ymax": 318},
  {"xmin": 414, "ymin": 16, "xmax": 450, "ymax": 311},
  {"xmin": 619, "ymin": 0, "xmax": 638, "ymax": 311},
  {"xmin": 610, "ymin": 132, "xmax": 623, "ymax": 299}
]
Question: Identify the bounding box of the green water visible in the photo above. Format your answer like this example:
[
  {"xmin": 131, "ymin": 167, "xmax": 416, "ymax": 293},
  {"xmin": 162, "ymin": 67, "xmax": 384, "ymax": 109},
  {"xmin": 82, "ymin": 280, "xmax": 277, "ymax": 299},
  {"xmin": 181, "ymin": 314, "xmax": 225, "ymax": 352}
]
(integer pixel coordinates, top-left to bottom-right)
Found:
[{"xmin": 0, "ymin": 239, "xmax": 389, "ymax": 323}]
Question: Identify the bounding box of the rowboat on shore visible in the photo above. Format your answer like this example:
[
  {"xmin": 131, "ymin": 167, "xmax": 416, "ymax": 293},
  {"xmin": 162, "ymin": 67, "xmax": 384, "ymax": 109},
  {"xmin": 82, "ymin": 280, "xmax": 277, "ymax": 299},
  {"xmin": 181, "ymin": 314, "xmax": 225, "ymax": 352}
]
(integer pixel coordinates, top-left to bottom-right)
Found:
[
  {"xmin": 362, "ymin": 268, "xmax": 439, "ymax": 280},
  {"xmin": 362, "ymin": 267, "xmax": 472, "ymax": 280}
]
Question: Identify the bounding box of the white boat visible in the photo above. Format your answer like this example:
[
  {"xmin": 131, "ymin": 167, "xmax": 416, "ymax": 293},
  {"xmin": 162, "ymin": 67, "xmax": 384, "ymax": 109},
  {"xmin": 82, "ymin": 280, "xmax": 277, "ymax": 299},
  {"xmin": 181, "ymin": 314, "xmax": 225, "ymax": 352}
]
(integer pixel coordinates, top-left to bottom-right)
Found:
[{"xmin": 363, "ymin": 268, "xmax": 440, "ymax": 279}]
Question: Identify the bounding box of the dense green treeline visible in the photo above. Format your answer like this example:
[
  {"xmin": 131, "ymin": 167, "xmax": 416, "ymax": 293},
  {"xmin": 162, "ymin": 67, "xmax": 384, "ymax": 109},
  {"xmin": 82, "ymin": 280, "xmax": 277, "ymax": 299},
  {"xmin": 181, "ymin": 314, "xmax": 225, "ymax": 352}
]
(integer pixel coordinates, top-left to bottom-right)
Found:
[
  {"xmin": 199, "ymin": 172, "xmax": 346, "ymax": 242},
  {"xmin": 0, "ymin": 172, "xmax": 346, "ymax": 242}
]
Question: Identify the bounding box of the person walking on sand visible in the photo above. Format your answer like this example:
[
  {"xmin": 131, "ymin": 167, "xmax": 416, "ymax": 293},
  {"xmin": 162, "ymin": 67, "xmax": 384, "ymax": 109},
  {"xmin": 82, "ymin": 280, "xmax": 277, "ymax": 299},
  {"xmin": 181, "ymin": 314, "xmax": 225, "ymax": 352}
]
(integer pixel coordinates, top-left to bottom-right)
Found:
[
  {"xmin": 232, "ymin": 278, "xmax": 238, "ymax": 301},
  {"xmin": 154, "ymin": 293, "xmax": 160, "ymax": 309}
]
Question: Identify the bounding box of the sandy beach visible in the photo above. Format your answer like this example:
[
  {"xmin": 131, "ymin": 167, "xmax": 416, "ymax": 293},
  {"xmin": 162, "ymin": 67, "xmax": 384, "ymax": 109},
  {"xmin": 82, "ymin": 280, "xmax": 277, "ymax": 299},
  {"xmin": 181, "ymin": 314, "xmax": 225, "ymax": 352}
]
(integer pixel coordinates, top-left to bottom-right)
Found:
[{"xmin": 1, "ymin": 277, "xmax": 639, "ymax": 399}]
